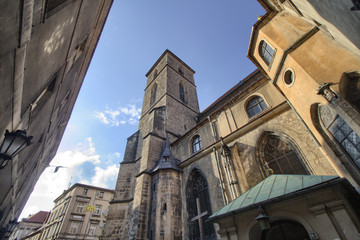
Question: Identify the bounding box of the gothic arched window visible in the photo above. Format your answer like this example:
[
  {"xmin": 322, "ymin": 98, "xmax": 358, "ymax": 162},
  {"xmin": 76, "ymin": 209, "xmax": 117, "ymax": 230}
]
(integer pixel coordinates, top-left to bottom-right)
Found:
[
  {"xmin": 319, "ymin": 106, "xmax": 360, "ymax": 170},
  {"xmin": 261, "ymin": 134, "xmax": 308, "ymax": 175},
  {"xmin": 179, "ymin": 83, "xmax": 185, "ymax": 102},
  {"xmin": 186, "ymin": 169, "xmax": 215, "ymax": 240},
  {"xmin": 246, "ymin": 96, "xmax": 268, "ymax": 118},
  {"xmin": 259, "ymin": 40, "xmax": 275, "ymax": 66},
  {"xmin": 151, "ymin": 83, "xmax": 157, "ymax": 105},
  {"xmin": 191, "ymin": 135, "xmax": 202, "ymax": 154}
]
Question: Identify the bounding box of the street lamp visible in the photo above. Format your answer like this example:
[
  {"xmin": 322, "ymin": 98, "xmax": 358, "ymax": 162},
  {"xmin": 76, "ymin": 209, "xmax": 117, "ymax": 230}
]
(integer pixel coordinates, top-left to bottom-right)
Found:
[
  {"xmin": 0, "ymin": 130, "xmax": 33, "ymax": 169},
  {"xmin": 255, "ymin": 206, "xmax": 271, "ymax": 231}
]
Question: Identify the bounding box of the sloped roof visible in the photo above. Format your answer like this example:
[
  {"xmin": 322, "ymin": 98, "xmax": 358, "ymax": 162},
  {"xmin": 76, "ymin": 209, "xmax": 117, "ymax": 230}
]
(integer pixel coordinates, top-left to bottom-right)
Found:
[
  {"xmin": 23, "ymin": 211, "xmax": 50, "ymax": 223},
  {"xmin": 151, "ymin": 134, "xmax": 182, "ymax": 173},
  {"xmin": 210, "ymin": 174, "xmax": 339, "ymax": 220}
]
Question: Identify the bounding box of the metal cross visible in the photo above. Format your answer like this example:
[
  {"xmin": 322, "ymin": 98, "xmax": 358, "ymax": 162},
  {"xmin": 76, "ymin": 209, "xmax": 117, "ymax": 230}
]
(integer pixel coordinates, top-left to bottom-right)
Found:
[{"xmin": 191, "ymin": 197, "xmax": 208, "ymax": 240}]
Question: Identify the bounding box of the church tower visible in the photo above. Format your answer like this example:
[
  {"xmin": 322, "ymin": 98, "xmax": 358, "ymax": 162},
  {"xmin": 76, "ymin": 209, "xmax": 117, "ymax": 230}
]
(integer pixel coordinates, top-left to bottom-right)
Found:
[{"xmin": 103, "ymin": 50, "xmax": 200, "ymax": 240}]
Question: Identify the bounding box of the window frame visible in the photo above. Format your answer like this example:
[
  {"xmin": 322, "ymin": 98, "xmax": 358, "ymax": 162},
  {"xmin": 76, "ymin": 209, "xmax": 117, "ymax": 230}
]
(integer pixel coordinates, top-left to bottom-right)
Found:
[
  {"xmin": 151, "ymin": 83, "xmax": 157, "ymax": 105},
  {"xmin": 76, "ymin": 202, "xmax": 85, "ymax": 214},
  {"xmin": 94, "ymin": 205, "xmax": 102, "ymax": 216},
  {"xmin": 179, "ymin": 83, "xmax": 185, "ymax": 102},
  {"xmin": 261, "ymin": 134, "xmax": 309, "ymax": 175},
  {"xmin": 191, "ymin": 135, "xmax": 202, "ymax": 154},
  {"xmin": 88, "ymin": 223, "xmax": 97, "ymax": 235},
  {"xmin": 259, "ymin": 40, "xmax": 275, "ymax": 67},
  {"xmin": 68, "ymin": 221, "xmax": 81, "ymax": 234},
  {"xmin": 283, "ymin": 68, "xmax": 295, "ymax": 87},
  {"xmin": 326, "ymin": 115, "xmax": 360, "ymax": 169},
  {"xmin": 44, "ymin": 0, "xmax": 75, "ymax": 20},
  {"xmin": 246, "ymin": 95, "xmax": 268, "ymax": 118},
  {"xmin": 98, "ymin": 191, "xmax": 104, "ymax": 198}
]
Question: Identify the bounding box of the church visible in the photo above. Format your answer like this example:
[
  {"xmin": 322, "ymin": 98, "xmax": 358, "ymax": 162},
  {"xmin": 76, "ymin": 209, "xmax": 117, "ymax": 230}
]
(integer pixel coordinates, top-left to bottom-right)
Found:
[{"xmin": 103, "ymin": 1, "xmax": 360, "ymax": 240}]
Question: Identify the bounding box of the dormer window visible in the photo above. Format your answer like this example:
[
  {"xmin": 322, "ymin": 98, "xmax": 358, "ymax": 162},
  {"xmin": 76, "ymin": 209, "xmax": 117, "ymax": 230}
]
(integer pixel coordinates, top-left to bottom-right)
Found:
[
  {"xmin": 259, "ymin": 40, "xmax": 275, "ymax": 66},
  {"xmin": 163, "ymin": 156, "xmax": 168, "ymax": 162}
]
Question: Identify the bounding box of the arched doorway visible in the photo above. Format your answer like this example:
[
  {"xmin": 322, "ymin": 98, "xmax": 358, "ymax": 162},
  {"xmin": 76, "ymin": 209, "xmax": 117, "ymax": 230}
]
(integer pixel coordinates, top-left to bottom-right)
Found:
[
  {"xmin": 186, "ymin": 169, "xmax": 216, "ymax": 240},
  {"xmin": 262, "ymin": 220, "xmax": 310, "ymax": 240}
]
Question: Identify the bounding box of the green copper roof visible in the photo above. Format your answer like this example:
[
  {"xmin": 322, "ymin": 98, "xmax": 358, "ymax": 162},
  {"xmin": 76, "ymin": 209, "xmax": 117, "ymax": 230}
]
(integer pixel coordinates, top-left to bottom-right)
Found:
[{"xmin": 210, "ymin": 174, "xmax": 339, "ymax": 220}]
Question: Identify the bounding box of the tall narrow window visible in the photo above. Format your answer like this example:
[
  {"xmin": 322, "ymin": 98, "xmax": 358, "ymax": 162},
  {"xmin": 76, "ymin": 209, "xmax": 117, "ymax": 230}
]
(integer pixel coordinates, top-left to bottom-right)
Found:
[
  {"xmin": 261, "ymin": 134, "xmax": 308, "ymax": 175},
  {"xmin": 45, "ymin": 0, "xmax": 71, "ymax": 19},
  {"xmin": 246, "ymin": 96, "xmax": 267, "ymax": 118},
  {"xmin": 94, "ymin": 205, "xmax": 102, "ymax": 215},
  {"xmin": 259, "ymin": 40, "xmax": 275, "ymax": 66},
  {"xmin": 88, "ymin": 224, "xmax": 97, "ymax": 235},
  {"xmin": 76, "ymin": 202, "xmax": 85, "ymax": 214},
  {"xmin": 179, "ymin": 83, "xmax": 185, "ymax": 102},
  {"xmin": 186, "ymin": 169, "xmax": 215, "ymax": 240},
  {"xmin": 82, "ymin": 188, "xmax": 88, "ymax": 195},
  {"xmin": 327, "ymin": 115, "xmax": 360, "ymax": 169},
  {"xmin": 151, "ymin": 84, "xmax": 157, "ymax": 105},
  {"xmin": 341, "ymin": 74, "xmax": 360, "ymax": 111},
  {"xmin": 31, "ymin": 73, "xmax": 57, "ymax": 112},
  {"xmin": 68, "ymin": 221, "xmax": 80, "ymax": 234},
  {"xmin": 191, "ymin": 135, "xmax": 202, "ymax": 154},
  {"xmin": 319, "ymin": 105, "xmax": 360, "ymax": 170}
]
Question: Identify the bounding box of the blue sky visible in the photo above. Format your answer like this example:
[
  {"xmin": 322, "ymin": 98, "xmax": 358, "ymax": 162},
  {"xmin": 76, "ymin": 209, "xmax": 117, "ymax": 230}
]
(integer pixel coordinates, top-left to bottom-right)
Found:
[{"xmin": 20, "ymin": 1, "xmax": 265, "ymax": 218}]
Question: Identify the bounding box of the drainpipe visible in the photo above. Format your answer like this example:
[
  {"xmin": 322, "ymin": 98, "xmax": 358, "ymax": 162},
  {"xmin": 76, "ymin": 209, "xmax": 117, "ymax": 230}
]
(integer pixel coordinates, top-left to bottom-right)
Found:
[
  {"xmin": 208, "ymin": 116, "xmax": 217, "ymax": 142},
  {"xmin": 213, "ymin": 147, "xmax": 226, "ymax": 205},
  {"xmin": 208, "ymin": 116, "xmax": 226, "ymax": 205}
]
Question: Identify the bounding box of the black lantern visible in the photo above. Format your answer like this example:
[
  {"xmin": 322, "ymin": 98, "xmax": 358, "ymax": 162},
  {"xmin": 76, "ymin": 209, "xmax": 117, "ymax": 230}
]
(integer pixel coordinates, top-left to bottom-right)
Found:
[
  {"xmin": 0, "ymin": 130, "xmax": 33, "ymax": 169},
  {"xmin": 255, "ymin": 206, "xmax": 270, "ymax": 231}
]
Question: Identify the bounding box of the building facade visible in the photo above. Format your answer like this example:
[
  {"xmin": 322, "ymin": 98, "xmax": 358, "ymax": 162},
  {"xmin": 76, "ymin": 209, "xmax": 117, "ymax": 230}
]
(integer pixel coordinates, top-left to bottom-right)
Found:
[
  {"xmin": 35, "ymin": 183, "xmax": 114, "ymax": 240},
  {"xmin": 0, "ymin": 0, "xmax": 113, "ymax": 235},
  {"xmin": 103, "ymin": 1, "xmax": 360, "ymax": 239},
  {"xmin": 9, "ymin": 211, "xmax": 50, "ymax": 240}
]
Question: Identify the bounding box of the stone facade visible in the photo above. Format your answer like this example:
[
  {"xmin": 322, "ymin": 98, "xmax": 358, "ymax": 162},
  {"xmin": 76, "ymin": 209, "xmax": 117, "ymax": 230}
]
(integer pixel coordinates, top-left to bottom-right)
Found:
[
  {"xmin": 0, "ymin": 0, "xmax": 113, "ymax": 234},
  {"xmin": 103, "ymin": 47, "xmax": 353, "ymax": 239},
  {"xmin": 104, "ymin": 2, "xmax": 360, "ymax": 239}
]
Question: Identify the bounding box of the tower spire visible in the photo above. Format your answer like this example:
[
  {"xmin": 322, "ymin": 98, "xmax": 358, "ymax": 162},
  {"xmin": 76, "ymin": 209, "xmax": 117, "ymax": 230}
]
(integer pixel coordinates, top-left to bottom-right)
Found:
[{"xmin": 151, "ymin": 133, "xmax": 182, "ymax": 173}]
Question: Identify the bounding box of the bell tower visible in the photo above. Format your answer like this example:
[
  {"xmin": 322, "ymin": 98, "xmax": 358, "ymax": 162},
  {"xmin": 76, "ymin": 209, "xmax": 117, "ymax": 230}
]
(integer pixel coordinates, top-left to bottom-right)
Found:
[
  {"xmin": 133, "ymin": 50, "xmax": 199, "ymax": 178},
  {"xmin": 103, "ymin": 50, "xmax": 200, "ymax": 240}
]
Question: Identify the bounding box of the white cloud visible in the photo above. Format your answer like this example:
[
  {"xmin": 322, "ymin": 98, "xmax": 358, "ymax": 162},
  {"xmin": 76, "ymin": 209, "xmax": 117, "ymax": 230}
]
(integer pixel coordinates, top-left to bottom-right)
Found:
[
  {"xmin": 94, "ymin": 104, "xmax": 141, "ymax": 127},
  {"xmin": 93, "ymin": 111, "xmax": 109, "ymax": 125},
  {"xmin": 91, "ymin": 165, "xmax": 119, "ymax": 188},
  {"xmin": 105, "ymin": 152, "xmax": 121, "ymax": 165},
  {"xmin": 19, "ymin": 138, "xmax": 119, "ymax": 220}
]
